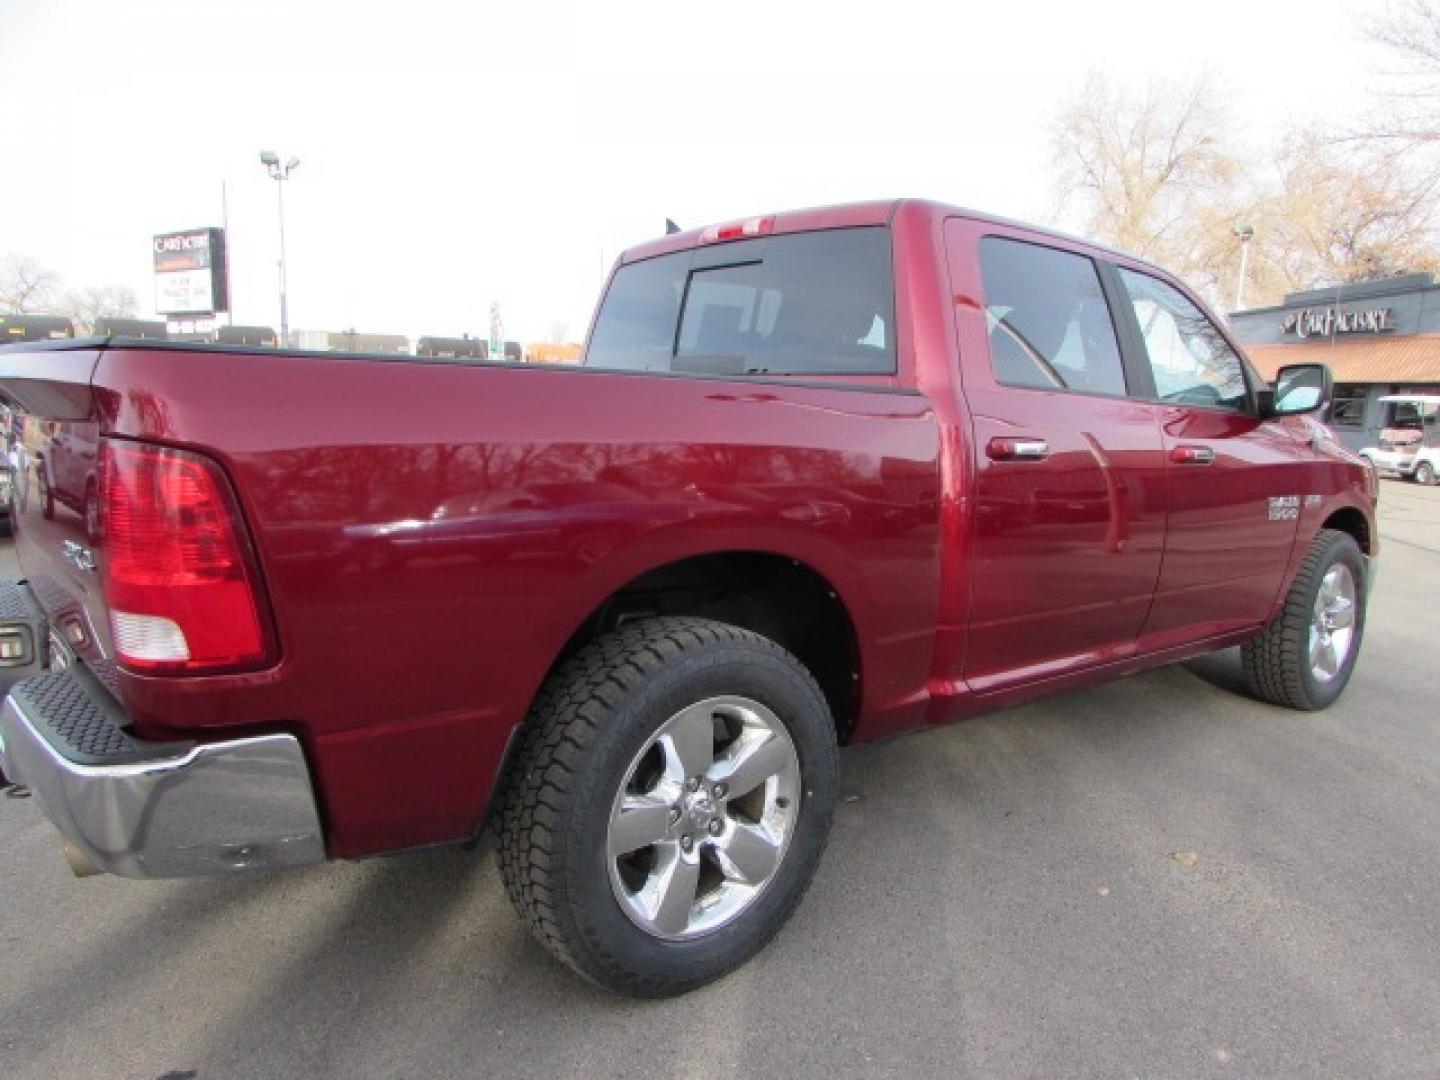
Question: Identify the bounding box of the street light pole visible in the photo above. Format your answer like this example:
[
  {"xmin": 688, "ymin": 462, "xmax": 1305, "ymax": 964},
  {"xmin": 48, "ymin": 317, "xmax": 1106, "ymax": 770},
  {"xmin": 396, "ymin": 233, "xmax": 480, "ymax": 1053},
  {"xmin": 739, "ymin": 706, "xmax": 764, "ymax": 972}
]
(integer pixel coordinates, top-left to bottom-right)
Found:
[
  {"xmin": 275, "ymin": 173, "xmax": 289, "ymax": 343},
  {"xmin": 259, "ymin": 151, "xmax": 300, "ymax": 345},
  {"xmin": 1232, "ymin": 224, "xmax": 1255, "ymax": 313}
]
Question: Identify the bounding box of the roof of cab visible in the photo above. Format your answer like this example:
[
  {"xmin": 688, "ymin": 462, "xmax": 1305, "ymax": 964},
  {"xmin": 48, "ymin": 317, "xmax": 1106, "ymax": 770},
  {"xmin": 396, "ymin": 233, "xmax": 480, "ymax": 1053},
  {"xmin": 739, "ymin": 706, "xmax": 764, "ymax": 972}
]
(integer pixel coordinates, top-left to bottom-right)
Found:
[
  {"xmin": 619, "ymin": 198, "xmax": 1162, "ymax": 277},
  {"xmin": 620, "ymin": 199, "xmax": 901, "ymax": 264}
]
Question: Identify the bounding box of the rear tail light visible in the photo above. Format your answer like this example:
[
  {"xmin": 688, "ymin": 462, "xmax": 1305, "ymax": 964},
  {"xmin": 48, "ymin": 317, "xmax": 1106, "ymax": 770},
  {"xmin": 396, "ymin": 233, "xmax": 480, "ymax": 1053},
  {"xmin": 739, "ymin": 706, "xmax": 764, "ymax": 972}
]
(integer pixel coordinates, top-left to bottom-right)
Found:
[
  {"xmin": 101, "ymin": 440, "xmax": 272, "ymax": 674},
  {"xmin": 698, "ymin": 215, "xmax": 775, "ymax": 244}
]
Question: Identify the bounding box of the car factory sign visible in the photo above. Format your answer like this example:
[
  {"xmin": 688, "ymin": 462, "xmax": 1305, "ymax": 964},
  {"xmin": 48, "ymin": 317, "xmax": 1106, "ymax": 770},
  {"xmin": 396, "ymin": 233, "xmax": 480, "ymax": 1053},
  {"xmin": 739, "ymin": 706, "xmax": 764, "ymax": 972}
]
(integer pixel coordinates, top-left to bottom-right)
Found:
[
  {"xmin": 1282, "ymin": 306, "xmax": 1394, "ymax": 338},
  {"xmin": 152, "ymin": 227, "xmax": 229, "ymax": 316}
]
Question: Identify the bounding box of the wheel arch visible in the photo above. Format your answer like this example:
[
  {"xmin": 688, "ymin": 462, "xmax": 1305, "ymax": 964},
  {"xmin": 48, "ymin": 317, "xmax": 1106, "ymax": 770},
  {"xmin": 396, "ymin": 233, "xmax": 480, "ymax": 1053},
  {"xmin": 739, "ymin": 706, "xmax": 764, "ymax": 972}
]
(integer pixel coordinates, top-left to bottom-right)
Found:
[
  {"xmin": 1321, "ymin": 505, "xmax": 1373, "ymax": 556},
  {"xmin": 538, "ymin": 550, "xmax": 864, "ymax": 743}
]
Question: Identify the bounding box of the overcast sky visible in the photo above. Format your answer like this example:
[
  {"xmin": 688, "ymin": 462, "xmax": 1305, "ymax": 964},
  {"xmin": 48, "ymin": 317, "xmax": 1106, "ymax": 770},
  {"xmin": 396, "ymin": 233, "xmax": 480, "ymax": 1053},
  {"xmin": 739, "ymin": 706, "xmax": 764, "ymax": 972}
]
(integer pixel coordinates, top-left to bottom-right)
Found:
[{"xmin": 0, "ymin": 0, "xmax": 1405, "ymax": 343}]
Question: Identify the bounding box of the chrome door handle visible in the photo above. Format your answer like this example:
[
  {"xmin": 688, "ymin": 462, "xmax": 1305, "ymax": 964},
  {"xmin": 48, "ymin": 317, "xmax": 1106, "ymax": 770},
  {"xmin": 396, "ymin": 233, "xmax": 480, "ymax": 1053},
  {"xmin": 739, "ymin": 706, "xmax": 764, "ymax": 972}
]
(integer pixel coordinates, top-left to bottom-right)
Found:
[
  {"xmin": 987, "ymin": 437, "xmax": 1050, "ymax": 461},
  {"xmin": 1171, "ymin": 445, "xmax": 1215, "ymax": 465}
]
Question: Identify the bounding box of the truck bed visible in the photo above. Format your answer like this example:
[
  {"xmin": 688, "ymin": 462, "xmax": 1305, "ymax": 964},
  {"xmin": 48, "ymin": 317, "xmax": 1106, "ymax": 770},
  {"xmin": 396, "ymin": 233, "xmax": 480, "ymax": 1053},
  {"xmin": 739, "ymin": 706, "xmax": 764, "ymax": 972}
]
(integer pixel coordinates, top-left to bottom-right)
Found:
[{"xmin": 0, "ymin": 339, "xmax": 942, "ymax": 855}]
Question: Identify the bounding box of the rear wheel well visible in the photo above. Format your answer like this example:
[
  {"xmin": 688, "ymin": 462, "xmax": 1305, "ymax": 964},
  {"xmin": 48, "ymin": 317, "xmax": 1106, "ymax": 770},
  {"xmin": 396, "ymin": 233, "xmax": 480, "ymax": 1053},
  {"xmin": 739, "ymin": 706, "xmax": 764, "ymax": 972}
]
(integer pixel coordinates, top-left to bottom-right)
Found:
[
  {"xmin": 549, "ymin": 552, "xmax": 860, "ymax": 742},
  {"xmin": 1322, "ymin": 507, "xmax": 1371, "ymax": 556}
]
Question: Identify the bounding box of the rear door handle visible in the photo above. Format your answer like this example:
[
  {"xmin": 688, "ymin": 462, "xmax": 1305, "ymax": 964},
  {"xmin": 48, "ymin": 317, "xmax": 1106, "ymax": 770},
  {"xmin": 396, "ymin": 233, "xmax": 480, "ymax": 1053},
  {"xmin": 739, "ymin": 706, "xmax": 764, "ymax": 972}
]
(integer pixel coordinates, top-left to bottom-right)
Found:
[
  {"xmin": 987, "ymin": 437, "xmax": 1050, "ymax": 461},
  {"xmin": 1171, "ymin": 445, "xmax": 1215, "ymax": 465}
]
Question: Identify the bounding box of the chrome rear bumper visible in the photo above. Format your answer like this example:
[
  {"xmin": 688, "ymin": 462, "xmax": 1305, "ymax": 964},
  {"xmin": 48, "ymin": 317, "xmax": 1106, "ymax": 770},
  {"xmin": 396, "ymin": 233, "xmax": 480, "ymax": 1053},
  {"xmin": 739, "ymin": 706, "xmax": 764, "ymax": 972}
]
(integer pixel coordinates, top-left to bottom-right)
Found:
[{"xmin": 0, "ymin": 666, "xmax": 325, "ymax": 878}]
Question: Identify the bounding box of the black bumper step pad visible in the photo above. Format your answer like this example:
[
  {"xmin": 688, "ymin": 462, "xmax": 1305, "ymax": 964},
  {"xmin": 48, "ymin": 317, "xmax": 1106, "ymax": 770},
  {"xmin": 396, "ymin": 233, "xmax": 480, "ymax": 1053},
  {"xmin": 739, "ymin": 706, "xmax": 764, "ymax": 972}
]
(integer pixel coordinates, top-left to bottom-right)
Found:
[{"xmin": 8, "ymin": 667, "xmax": 191, "ymax": 768}]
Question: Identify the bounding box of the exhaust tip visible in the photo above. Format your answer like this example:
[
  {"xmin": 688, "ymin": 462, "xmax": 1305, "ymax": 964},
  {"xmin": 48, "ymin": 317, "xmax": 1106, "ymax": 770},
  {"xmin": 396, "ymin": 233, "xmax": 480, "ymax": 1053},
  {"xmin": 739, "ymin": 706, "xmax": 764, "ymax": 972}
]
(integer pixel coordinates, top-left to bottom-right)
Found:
[{"xmin": 60, "ymin": 839, "xmax": 101, "ymax": 878}]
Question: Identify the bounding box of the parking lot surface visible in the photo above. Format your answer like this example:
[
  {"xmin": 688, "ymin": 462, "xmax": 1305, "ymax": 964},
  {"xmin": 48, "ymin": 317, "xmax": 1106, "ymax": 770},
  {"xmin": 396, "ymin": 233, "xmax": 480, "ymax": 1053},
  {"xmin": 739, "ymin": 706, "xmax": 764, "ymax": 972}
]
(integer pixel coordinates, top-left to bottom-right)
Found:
[{"xmin": 3, "ymin": 483, "xmax": 1439, "ymax": 1080}]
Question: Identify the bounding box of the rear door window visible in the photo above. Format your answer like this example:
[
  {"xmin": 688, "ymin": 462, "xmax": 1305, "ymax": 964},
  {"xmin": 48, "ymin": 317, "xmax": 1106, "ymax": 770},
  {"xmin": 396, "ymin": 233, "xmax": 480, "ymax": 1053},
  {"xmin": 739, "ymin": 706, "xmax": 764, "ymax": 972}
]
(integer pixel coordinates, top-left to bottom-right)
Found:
[
  {"xmin": 585, "ymin": 227, "xmax": 895, "ymax": 376},
  {"xmin": 977, "ymin": 237, "xmax": 1128, "ymax": 397}
]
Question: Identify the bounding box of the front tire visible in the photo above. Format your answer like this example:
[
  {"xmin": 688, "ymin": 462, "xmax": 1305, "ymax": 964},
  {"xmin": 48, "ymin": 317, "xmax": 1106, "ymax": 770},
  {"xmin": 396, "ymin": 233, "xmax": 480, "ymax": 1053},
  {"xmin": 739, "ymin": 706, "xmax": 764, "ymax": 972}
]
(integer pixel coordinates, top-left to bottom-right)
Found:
[
  {"xmin": 1416, "ymin": 460, "xmax": 1436, "ymax": 486},
  {"xmin": 1241, "ymin": 529, "xmax": 1367, "ymax": 710},
  {"xmin": 498, "ymin": 616, "xmax": 839, "ymax": 997}
]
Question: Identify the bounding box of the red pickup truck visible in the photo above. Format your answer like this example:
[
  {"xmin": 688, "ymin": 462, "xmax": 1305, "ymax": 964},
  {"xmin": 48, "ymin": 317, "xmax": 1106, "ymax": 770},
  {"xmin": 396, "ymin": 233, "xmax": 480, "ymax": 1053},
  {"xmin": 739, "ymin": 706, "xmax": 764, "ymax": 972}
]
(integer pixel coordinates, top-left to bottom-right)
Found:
[{"xmin": 0, "ymin": 200, "xmax": 1377, "ymax": 996}]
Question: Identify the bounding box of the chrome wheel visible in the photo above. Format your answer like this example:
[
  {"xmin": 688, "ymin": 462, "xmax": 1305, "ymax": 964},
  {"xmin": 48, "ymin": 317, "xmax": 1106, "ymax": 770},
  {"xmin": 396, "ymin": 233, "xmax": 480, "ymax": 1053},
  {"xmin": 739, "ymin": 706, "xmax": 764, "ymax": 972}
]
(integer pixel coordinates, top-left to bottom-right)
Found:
[
  {"xmin": 1309, "ymin": 564, "xmax": 1357, "ymax": 683},
  {"xmin": 607, "ymin": 695, "xmax": 801, "ymax": 941}
]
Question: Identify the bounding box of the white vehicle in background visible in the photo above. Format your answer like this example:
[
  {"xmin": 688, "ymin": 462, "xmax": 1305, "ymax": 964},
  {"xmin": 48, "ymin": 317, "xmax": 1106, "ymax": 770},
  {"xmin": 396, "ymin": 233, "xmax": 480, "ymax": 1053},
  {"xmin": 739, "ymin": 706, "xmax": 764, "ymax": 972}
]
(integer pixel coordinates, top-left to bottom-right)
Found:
[{"xmin": 1360, "ymin": 394, "xmax": 1440, "ymax": 485}]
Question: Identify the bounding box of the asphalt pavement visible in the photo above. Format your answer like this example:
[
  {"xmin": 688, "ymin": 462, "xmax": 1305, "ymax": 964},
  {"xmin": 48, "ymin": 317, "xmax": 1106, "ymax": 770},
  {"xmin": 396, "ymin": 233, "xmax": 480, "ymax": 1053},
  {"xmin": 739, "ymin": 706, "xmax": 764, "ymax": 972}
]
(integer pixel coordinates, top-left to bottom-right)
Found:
[{"xmin": 3, "ymin": 484, "xmax": 1439, "ymax": 1079}]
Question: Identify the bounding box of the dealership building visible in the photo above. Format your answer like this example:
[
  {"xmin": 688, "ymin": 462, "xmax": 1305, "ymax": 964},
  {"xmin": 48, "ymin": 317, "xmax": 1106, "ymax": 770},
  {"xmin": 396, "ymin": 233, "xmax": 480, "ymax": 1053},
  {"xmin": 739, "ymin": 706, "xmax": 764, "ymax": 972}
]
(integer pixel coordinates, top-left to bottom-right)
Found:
[{"xmin": 1230, "ymin": 272, "xmax": 1440, "ymax": 452}]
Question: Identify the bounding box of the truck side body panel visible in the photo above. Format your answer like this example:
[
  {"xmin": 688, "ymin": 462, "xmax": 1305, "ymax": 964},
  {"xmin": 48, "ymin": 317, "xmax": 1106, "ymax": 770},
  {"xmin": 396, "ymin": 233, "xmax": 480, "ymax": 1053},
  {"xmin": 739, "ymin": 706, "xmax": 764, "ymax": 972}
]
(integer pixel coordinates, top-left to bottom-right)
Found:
[{"xmin": 81, "ymin": 350, "xmax": 944, "ymax": 855}]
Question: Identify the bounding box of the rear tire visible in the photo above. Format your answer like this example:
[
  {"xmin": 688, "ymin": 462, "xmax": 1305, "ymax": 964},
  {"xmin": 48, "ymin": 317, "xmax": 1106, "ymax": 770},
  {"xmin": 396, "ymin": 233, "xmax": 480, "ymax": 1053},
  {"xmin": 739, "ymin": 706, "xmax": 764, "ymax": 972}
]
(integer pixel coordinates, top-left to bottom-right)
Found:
[
  {"xmin": 498, "ymin": 616, "xmax": 839, "ymax": 997},
  {"xmin": 1416, "ymin": 461, "xmax": 1436, "ymax": 486},
  {"xmin": 1241, "ymin": 529, "xmax": 1367, "ymax": 710}
]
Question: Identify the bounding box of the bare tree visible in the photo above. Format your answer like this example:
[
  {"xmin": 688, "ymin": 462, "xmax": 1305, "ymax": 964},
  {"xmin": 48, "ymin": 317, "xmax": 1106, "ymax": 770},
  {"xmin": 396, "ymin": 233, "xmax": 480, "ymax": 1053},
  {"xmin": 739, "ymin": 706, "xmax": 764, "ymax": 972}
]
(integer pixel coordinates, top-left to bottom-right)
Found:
[
  {"xmin": 1052, "ymin": 72, "xmax": 1440, "ymax": 311},
  {"xmin": 1244, "ymin": 129, "xmax": 1440, "ymax": 303},
  {"xmin": 548, "ymin": 320, "xmax": 569, "ymax": 345},
  {"xmin": 1367, "ymin": 0, "xmax": 1440, "ymax": 145},
  {"xmin": 1052, "ymin": 72, "xmax": 1241, "ymax": 267},
  {"xmin": 0, "ymin": 254, "xmax": 62, "ymax": 315},
  {"xmin": 58, "ymin": 284, "xmax": 140, "ymax": 334}
]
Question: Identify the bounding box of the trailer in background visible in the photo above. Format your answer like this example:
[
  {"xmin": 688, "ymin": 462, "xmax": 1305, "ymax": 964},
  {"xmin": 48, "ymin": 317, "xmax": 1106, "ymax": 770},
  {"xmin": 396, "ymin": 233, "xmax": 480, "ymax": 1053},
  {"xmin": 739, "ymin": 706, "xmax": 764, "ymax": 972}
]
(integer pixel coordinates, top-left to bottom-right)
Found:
[
  {"xmin": 526, "ymin": 343, "xmax": 583, "ymax": 364},
  {"xmin": 416, "ymin": 335, "xmax": 488, "ymax": 360},
  {"xmin": 0, "ymin": 315, "xmax": 75, "ymax": 343},
  {"xmin": 217, "ymin": 324, "xmax": 279, "ymax": 348},
  {"xmin": 330, "ymin": 331, "xmax": 409, "ymax": 354},
  {"xmin": 93, "ymin": 318, "xmax": 169, "ymax": 340}
]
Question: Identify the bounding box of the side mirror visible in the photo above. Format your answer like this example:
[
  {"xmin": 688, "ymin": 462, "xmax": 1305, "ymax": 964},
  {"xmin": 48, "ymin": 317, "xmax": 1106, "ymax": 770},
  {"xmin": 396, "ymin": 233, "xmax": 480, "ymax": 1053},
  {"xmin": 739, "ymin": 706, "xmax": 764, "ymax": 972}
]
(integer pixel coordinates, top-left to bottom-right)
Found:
[{"xmin": 1264, "ymin": 362, "xmax": 1333, "ymax": 417}]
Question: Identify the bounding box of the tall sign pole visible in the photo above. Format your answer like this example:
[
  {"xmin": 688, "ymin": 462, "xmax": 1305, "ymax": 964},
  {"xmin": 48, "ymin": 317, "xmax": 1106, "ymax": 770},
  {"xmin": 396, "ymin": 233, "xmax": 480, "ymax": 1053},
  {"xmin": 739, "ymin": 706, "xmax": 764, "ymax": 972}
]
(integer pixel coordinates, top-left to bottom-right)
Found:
[{"xmin": 221, "ymin": 180, "xmax": 234, "ymax": 326}]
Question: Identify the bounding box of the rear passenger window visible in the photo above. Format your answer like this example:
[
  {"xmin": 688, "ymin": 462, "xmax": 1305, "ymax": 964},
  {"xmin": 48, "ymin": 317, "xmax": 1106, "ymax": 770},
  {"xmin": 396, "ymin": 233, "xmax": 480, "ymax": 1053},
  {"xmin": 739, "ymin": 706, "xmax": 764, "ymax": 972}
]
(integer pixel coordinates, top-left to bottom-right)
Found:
[
  {"xmin": 585, "ymin": 252, "xmax": 689, "ymax": 371},
  {"xmin": 978, "ymin": 237, "xmax": 1128, "ymax": 397},
  {"xmin": 585, "ymin": 227, "xmax": 895, "ymax": 376},
  {"xmin": 1117, "ymin": 268, "xmax": 1249, "ymax": 412}
]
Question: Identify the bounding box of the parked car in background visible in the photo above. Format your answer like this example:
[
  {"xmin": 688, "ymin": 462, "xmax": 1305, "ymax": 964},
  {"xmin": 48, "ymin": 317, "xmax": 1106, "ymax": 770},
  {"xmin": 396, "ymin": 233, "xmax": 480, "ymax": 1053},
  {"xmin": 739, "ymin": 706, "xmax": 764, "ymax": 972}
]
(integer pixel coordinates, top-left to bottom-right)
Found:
[
  {"xmin": 34, "ymin": 419, "xmax": 101, "ymax": 540},
  {"xmin": 0, "ymin": 199, "xmax": 1378, "ymax": 997},
  {"xmin": 1360, "ymin": 394, "xmax": 1440, "ymax": 484}
]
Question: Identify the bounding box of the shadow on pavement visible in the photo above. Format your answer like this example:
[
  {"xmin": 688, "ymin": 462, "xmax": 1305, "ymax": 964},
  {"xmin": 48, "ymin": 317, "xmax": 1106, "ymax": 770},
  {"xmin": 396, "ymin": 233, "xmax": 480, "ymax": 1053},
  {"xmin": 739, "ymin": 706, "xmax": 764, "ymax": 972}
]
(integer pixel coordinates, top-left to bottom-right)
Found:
[{"xmin": 1180, "ymin": 646, "xmax": 1249, "ymax": 697}]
